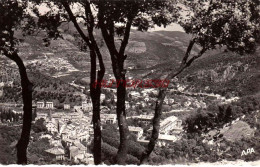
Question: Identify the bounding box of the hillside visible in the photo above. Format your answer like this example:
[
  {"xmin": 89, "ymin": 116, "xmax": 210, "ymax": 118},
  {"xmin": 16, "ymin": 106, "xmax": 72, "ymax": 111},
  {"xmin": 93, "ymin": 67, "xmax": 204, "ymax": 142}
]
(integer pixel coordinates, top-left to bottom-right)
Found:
[
  {"xmin": 179, "ymin": 48, "xmax": 260, "ymax": 97},
  {"xmin": 143, "ymin": 43, "xmax": 260, "ymax": 98},
  {"xmin": 0, "ymin": 67, "xmax": 83, "ymax": 106},
  {"xmin": 9, "ymin": 28, "xmax": 198, "ymax": 85}
]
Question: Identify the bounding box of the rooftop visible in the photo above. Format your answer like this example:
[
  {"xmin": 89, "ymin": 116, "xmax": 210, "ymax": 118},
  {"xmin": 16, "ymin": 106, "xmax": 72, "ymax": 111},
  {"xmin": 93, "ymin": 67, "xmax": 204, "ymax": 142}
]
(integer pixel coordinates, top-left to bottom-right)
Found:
[
  {"xmin": 137, "ymin": 115, "xmax": 153, "ymax": 120},
  {"xmin": 158, "ymin": 134, "xmax": 177, "ymax": 141},
  {"xmin": 45, "ymin": 147, "xmax": 65, "ymax": 155},
  {"xmin": 129, "ymin": 126, "xmax": 143, "ymax": 132},
  {"xmin": 102, "ymin": 114, "xmax": 117, "ymax": 119}
]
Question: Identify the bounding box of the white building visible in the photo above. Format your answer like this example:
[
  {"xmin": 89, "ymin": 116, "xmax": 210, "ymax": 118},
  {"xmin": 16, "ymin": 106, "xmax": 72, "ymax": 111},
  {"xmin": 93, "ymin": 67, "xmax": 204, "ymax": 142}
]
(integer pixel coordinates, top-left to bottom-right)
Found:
[
  {"xmin": 36, "ymin": 113, "xmax": 48, "ymax": 120},
  {"xmin": 144, "ymin": 97, "xmax": 149, "ymax": 102},
  {"xmin": 129, "ymin": 91, "xmax": 141, "ymax": 99},
  {"xmin": 46, "ymin": 121, "xmax": 58, "ymax": 134},
  {"xmin": 101, "ymin": 114, "xmax": 117, "ymax": 124},
  {"xmin": 157, "ymin": 134, "xmax": 177, "ymax": 147},
  {"xmin": 100, "ymin": 94, "xmax": 106, "ymax": 103},
  {"xmin": 46, "ymin": 102, "xmax": 54, "ymax": 109},
  {"xmin": 136, "ymin": 115, "xmax": 153, "ymax": 125},
  {"xmin": 37, "ymin": 102, "xmax": 45, "ymax": 109},
  {"xmin": 64, "ymin": 104, "xmax": 71, "ymax": 110},
  {"xmin": 82, "ymin": 100, "xmax": 92, "ymax": 111},
  {"xmin": 125, "ymin": 101, "xmax": 130, "ymax": 109},
  {"xmin": 159, "ymin": 116, "xmax": 182, "ymax": 135},
  {"xmin": 129, "ymin": 126, "xmax": 143, "ymax": 140},
  {"xmin": 45, "ymin": 147, "xmax": 65, "ymax": 161}
]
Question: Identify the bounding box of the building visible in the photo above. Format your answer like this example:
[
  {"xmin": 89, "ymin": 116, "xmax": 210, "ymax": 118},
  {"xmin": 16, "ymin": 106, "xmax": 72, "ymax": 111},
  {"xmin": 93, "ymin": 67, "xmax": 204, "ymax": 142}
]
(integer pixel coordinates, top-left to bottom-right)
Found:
[
  {"xmin": 0, "ymin": 89, "xmax": 3, "ymax": 98},
  {"xmin": 37, "ymin": 102, "xmax": 45, "ymax": 109},
  {"xmin": 64, "ymin": 104, "xmax": 71, "ymax": 110},
  {"xmin": 46, "ymin": 102, "xmax": 54, "ymax": 109},
  {"xmin": 159, "ymin": 116, "xmax": 182, "ymax": 135},
  {"xmin": 45, "ymin": 147, "xmax": 65, "ymax": 161},
  {"xmin": 50, "ymin": 137, "xmax": 63, "ymax": 147},
  {"xmin": 157, "ymin": 134, "xmax": 177, "ymax": 147},
  {"xmin": 69, "ymin": 112, "xmax": 83, "ymax": 120},
  {"xmin": 136, "ymin": 115, "xmax": 153, "ymax": 125},
  {"xmin": 164, "ymin": 96, "xmax": 175, "ymax": 105},
  {"xmin": 36, "ymin": 113, "xmax": 48, "ymax": 120},
  {"xmin": 82, "ymin": 100, "xmax": 92, "ymax": 111},
  {"xmin": 36, "ymin": 101, "xmax": 54, "ymax": 109},
  {"xmin": 11, "ymin": 109, "xmax": 23, "ymax": 114},
  {"xmin": 125, "ymin": 101, "xmax": 130, "ymax": 109},
  {"xmin": 144, "ymin": 97, "xmax": 149, "ymax": 102},
  {"xmin": 100, "ymin": 94, "xmax": 106, "ymax": 103},
  {"xmin": 137, "ymin": 139, "xmax": 149, "ymax": 145},
  {"xmin": 129, "ymin": 126, "xmax": 143, "ymax": 140},
  {"xmin": 46, "ymin": 121, "xmax": 58, "ymax": 134},
  {"xmin": 69, "ymin": 141, "xmax": 88, "ymax": 162},
  {"xmin": 129, "ymin": 91, "xmax": 141, "ymax": 99},
  {"xmin": 101, "ymin": 114, "xmax": 117, "ymax": 124}
]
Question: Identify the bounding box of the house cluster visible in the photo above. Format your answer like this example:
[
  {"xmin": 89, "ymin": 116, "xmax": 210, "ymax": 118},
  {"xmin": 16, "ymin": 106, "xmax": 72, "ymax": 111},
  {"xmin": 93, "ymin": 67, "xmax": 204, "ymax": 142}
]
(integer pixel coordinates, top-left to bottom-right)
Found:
[
  {"xmin": 36, "ymin": 100, "xmax": 93, "ymax": 113},
  {"xmin": 28, "ymin": 56, "xmax": 79, "ymax": 77},
  {"xmin": 38, "ymin": 110, "xmax": 94, "ymax": 164},
  {"xmin": 127, "ymin": 114, "xmax": 183, "ymax": 147},
  {"xmin": 34, "ymin": 99, "xmax": 96, "ymax": 164},
  {"xmin": 36, "ymin": 109, "xmax": 83, "ymax": 123}
]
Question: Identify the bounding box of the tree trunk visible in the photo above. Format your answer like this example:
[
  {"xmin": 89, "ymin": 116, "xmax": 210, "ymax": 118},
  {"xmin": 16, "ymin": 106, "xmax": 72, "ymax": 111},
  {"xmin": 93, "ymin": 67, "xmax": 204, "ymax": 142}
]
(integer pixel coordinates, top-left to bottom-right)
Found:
[
  {"xmin": 91, "ymin": 90, "xmax": 102, "ymax": 165},
  {"xmin": 97, "ymin": 4, "xmax": 131, "ymax": 163},
  {"xmin": 61, "ymin": 2, "xmax": 105, "ymax": 164},
  {"xmin": 115, "ymin": 75, "xmax": 129, "ymax": 164},
  {"xmin": 139, "ymin": 88, "xmax": 166, "ymax": 164},
  {"xmin": 89, "ymin": 50, "xmax": 102, "ymax": 165},
  {"xmin": 4, "ymin": 52, "xmax": 33, "ymax": 164}
]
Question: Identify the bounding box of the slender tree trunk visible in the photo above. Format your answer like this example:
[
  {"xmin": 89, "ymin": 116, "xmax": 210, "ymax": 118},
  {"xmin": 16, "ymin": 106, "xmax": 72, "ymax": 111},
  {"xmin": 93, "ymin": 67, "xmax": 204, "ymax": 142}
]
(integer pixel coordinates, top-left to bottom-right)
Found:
[
  {"xmin": 4, "ymin": 52, "xmax": 33, "ymax": 164},
  {"xmin": 91, "ymin": 92, "xmax": 102, "ymax": 164},
  {"xmin": 115, "ymin": 74, "xmax": 129, "ymax": 164},
  {"xmin": 139, "ymin": 88, "xmax": 166, "ymax": 164},
  {"xmin": 89, "ymin": 50, "xmax": 103, "ymax": 165}
]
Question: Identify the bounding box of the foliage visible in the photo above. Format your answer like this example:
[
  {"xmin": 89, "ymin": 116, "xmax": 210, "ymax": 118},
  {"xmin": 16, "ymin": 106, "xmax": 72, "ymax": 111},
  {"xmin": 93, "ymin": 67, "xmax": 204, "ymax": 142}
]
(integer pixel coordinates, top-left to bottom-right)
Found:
[
  {"xmin": 31, "ymin": 118, "xmax": 47, "ymax": 133},
  {"xmin": 102, "ymin": 126, "xmax": 149, "ymax": 161},
  {"xmin": 180, "ymin": 0, "xmax": 260, "ymax": 54},
  {"xmin": 184, "ymin": 96, "xmax": 260, "ymax": 134},
  {"xmin": 0, "ymin": 125, "xmax": 21, "ymax": 164},
  {"xmin": 0, "ymin": 70, "xmax": 82, "ymax": 106},
  {"xmin": 179, "ymin": 51, "xmax": 260, "ymax": 97},
  {"xmin": 0, "ymin": 107, "xmax": 23, "ymax": 123},
  {"xmin": 27, "ymin": 137, "xmax": 53, "ymax": 164}
]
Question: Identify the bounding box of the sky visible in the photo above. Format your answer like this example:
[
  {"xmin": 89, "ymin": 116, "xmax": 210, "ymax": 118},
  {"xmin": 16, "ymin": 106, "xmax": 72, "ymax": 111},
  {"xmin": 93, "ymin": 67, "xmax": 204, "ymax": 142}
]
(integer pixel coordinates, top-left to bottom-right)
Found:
[
  {"xmin": 149, "ymin": 23, "xmax": 185, "ymax": 32},
  {"xmin": 36, "ymin": 4, "xmax": 185, "ymax": 33}
]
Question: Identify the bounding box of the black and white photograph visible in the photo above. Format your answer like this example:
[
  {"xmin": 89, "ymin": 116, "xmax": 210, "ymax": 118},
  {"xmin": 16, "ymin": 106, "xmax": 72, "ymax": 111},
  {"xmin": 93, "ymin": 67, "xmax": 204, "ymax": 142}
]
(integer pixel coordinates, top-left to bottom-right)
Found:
[{"xmin": 0, "ymin": 0, "xmax": 259, "ymax": 166}]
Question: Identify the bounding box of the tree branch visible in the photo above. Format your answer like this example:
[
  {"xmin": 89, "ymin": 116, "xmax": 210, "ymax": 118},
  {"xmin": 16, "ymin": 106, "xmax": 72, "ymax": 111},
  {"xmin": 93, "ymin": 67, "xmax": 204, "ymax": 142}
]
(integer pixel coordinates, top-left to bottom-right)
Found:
[
  {"xmin": 181, "ymin": 39, "xmax": 195, "ymax": 65},
  {"xmin": 84, "ymin": 1, "xmax": 105, "ymax": 82},
  {"xmin": 119, "ymin": 17, "xmax": 133, "ymax": 56},
  {"xmin": 140, "ymin": 46, "xmax": 206, "ymax": 164},
  {"xmin": 61, "ymin": 1, "xmax": 91, "ymax": 46},
  {"xmin": 97, "ymin": 1, "xmax": 118, "ymax": 64}
]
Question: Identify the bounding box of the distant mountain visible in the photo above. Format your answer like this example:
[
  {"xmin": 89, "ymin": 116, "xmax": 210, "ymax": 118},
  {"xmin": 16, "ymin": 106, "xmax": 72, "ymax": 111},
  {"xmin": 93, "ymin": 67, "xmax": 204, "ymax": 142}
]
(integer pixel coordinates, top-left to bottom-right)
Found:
[
  {"xmin": 6, "ymin": 26, "xmax": 259, "ymax": 98},
  {"xmin": 10, "ymin": 26, "xmax": 198, "ymax": 84},
  {"xmin": 145, "ymin": 46, "xmax": 260, "ymax": 98}
]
